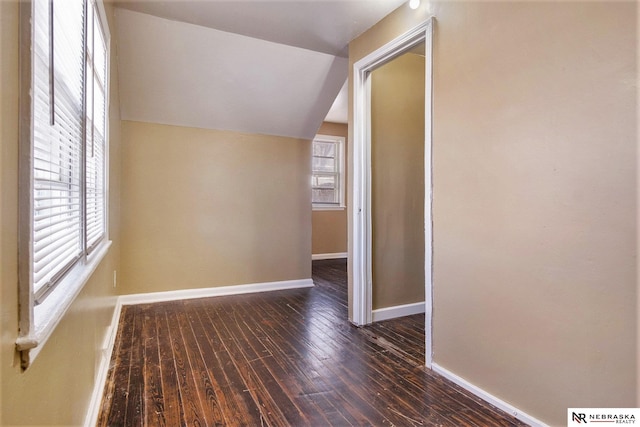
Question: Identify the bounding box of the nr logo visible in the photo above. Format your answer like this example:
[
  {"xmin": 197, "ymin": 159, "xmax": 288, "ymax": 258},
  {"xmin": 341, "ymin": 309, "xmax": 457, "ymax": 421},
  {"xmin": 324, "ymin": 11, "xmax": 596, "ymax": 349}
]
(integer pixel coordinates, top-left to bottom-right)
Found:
[{"xmin": 572, "ymin": 412, "xmax": 587, "ymax": 423}]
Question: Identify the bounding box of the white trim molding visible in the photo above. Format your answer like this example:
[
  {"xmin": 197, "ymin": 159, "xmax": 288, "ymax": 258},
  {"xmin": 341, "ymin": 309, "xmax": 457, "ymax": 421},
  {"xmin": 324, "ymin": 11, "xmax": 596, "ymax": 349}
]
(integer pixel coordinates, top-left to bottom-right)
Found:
[
  {"xmin": 351, "ymin": 18, "xmax": 434, "ymax": 368},
  {"xmin": 431, "ymin": 364, "xmax": 549, "ymax": 427},
  {"xmin": 84, "ymin": 297, "xmax": 122, "ymax": 427},
  {"xmin": 372, "ymin": 301, "xmax": 425, "ymax": 322},
  {"xmin": 84, "ymin": 277, "xmax": 314, "ymax": 426},
  {"xmin": 312, "ymin": 252, "xmax": 348, "ymax": 260},
  {"xmin": 16, "ymin": 240, "xmax": 112, "ymax": 368},
  {"xmin": 312, "ymin": 206, "xmax": 346, "ymax": 211},
  {"xmin": 119, "ymin": 278, "xmax": 314, "ymax": 306}
]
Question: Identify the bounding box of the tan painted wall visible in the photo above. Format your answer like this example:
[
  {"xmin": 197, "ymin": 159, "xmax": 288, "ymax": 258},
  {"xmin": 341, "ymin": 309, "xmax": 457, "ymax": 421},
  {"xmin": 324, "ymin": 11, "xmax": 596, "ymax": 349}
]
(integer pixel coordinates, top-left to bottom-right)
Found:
[
  {"xmin": 312, "ymin": 121, "xmax": 348, "ymax": 256},
  {"xmin": 312, "ymin": 210, "xmax": 347, "ymax": 255},
  {"xmin": 0, "ymin": 1, "xmax": 122, "ymax": 424},
  {"xmin": 120, "ymin": 120, "xmax": 311, "ymax": 295},
  {"xmin": 349, "ymin": 2, "xmax": 637, "ymax": 425},
  {"xmin": 371, "ymin": 52, "xmax": 425, "ymax": 309}
]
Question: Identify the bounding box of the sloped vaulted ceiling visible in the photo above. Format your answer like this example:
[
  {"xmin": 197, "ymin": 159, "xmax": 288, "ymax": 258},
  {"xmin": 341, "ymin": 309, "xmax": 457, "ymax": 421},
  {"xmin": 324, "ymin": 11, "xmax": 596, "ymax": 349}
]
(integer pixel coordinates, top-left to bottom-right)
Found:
[{"xmin": 113, "ymin": 1, "xmax": 406, "ymax": 139}]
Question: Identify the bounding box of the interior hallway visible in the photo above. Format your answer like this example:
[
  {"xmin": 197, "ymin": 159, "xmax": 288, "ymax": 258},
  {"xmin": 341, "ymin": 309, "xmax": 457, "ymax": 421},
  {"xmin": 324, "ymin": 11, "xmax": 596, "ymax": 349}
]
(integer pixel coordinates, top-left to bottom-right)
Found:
[{"xmin": 98, "ymin": 259, "xmax": 526, "ymax": 426}]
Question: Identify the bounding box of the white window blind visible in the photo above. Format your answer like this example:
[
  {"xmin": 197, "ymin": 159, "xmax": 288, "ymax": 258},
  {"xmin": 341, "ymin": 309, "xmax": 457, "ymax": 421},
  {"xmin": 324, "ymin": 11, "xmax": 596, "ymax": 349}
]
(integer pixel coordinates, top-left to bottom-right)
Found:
[
  {"xmin": 32, "ymin": 0, "xmax": 85, "ymax": 303},
  {"xmin": 312, "ymin": 135, "xmax": 344, "ymax": 206},
  {"xmin": 30, "ymin": 0, "xmax": 108, "ymax": 304},
  {"xmin": 85, "ymin": 3, "xmax": 107, "ymax": 252}
]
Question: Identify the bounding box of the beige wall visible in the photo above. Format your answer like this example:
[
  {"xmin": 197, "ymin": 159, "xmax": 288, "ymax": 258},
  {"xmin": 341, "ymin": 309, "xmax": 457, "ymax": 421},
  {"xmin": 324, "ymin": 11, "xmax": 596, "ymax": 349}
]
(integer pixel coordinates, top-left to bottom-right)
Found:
[
  {"xmin": 312, "ymin": 210, "xmax": 347, "ymax": 255},
  {"xmin": 349, "ymin": 2, "xmax": 637, "ymax": 425},
  {"xmin": 0, "ymin": 1, "xmax": 122, "ymax": 424},
  {"xmin": 312, "ymin": 121, "xmax": 348, "ymax": 256},
  {"xmin": 120, "ymin": 120, "xmax": 311, "ymax": 295},
  {"xmin": 371, "ymin": 52, "xmax": 425, "ymax": 309}
]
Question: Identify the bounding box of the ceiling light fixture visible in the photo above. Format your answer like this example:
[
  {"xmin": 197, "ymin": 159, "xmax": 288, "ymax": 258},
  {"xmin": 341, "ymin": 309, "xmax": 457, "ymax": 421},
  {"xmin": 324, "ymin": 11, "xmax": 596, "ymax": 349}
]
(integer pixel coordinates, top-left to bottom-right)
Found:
[{"xmin": 409, "ymin": 0, "xmax": 420, "ymax": 10}]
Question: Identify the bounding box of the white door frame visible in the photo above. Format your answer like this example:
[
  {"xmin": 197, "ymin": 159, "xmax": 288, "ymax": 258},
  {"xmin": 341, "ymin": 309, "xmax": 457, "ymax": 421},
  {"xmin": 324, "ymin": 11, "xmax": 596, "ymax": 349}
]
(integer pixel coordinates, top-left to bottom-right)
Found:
[{"xmin": 351, "ymin": 18, "xmax": 433, "ymax": 367}]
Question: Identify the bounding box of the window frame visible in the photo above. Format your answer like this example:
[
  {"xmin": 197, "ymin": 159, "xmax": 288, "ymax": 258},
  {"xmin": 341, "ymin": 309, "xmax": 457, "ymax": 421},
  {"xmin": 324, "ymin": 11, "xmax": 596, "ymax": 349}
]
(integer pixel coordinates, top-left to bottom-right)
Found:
[
  {"xmin": 16, "ymin": 0, "xmax": 111, "ymax": 369},
  {"xmin": 312, "ymin": 134, "xmax": 346, "ymax": 211}
]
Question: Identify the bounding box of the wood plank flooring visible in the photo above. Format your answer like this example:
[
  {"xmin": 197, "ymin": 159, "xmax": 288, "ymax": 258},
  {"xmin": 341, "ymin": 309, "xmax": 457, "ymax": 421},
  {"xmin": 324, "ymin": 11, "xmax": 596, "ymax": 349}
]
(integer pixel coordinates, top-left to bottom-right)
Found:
[{"xmin": 98, "ymin": 259, "xmax": 527, "ymax": 426}]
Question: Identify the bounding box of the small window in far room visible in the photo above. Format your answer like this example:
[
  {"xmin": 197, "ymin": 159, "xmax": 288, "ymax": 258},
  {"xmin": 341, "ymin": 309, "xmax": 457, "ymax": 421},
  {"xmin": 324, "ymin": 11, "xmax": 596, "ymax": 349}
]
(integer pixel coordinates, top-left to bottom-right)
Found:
[{"xmin": 312, "ymin": 135, "xmax": 345, "ymax": 210}]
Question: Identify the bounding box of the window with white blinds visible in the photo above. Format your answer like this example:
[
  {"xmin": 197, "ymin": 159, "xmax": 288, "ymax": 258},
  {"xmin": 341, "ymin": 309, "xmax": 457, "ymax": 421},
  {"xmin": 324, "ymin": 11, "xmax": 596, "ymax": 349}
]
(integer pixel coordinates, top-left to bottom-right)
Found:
[
  {"xmin": 311, "ymin": 135, "xmax": 345, "ymax": 209},
  {"xmin": 29, "ymin": 0, "xmax": 108, "ymax": 304},
  {"xmin": 17, "ymin": 0, "xmax": 110, "ymax": 369}
]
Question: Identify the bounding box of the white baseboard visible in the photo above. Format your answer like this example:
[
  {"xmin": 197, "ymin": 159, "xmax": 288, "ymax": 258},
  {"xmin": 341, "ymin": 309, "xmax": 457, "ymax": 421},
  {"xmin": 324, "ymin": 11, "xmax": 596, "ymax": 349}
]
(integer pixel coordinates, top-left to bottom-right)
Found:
[
  {"xmin": 119, "ymin": 278, "xmax": 314, "ymax": 305},
  {"xmin": 84, "ymin": 278, "xmax": 313, "ymax": 426},
  {"xmin": 312, "ymin": 252, "xmax": 347, "ymax": 260},
  {"xmin": 84, "ymin": 298, "xmax": 122, "ymax": 427},
  {"xmin": 372, "ymin": 301, "xmax": 425, "ymax": 322},
  {"xmin": 432, "ymin": 363, "xmax": 548, "ymax": 427}
]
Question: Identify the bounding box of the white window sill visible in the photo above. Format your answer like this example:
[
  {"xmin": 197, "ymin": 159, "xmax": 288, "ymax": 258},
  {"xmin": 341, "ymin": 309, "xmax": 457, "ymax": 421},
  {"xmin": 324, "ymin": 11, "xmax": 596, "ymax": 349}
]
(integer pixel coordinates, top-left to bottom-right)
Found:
[
  {"xmin": 313, "ymin": 205, "xmax": 346, "ymax": 211},
  {"xmin": 16, "ymin": 240, "xmax": 112, "ymax": 368}
]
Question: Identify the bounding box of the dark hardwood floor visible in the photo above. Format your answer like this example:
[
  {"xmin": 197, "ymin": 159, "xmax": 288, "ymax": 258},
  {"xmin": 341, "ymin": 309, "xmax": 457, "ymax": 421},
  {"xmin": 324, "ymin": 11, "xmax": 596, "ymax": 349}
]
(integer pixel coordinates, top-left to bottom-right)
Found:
[{"xmin": 98, "ymin": 259, "xmax": 527, "ymax": 426}]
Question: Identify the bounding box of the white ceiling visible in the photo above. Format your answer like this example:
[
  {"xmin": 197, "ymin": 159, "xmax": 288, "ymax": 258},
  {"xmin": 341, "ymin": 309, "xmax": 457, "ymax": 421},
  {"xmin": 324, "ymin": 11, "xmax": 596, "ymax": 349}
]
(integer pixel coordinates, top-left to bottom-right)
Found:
[
  {"xmin": 113, "ymin": 0, "xmax": 407, "ymax": 57},
  {"xmin": 324, "ymin": 79, "xmax": 348, "ymax": 124},
  {"xmin": 113, "ymin": 1, "xmax": 406, "ymax": 138}
]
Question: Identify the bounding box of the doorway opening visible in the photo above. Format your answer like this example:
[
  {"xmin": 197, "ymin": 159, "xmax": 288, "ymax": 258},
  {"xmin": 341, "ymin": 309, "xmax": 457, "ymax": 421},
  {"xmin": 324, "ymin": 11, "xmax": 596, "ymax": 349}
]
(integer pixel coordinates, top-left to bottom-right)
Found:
[{"xmin": 351, "ymin": 19, "xmax": 433, "ymax": 367}]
